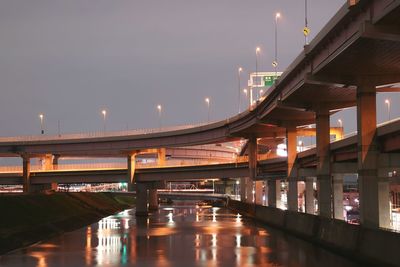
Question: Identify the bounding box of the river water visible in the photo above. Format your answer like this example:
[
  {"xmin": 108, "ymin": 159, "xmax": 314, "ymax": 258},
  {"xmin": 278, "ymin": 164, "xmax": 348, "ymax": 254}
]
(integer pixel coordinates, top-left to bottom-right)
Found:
[{"xmin": 0, "ymin": 202, "xmax": 361, "ymax": 266}]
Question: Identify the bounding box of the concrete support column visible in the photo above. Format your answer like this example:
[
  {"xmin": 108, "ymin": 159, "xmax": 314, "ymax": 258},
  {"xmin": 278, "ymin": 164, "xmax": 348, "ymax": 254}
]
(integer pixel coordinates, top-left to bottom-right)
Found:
[
  {"xmin": 316, "ymin": 108, "xmax": 332, "ymax": 218},
  {"xmin": 248, "ymin": 136, "xmax": 258, "ymax": 180},
  {"xmin": 267, "ymin": 179, "xmax": 281, "ymax": 208},
  {"xmin": 148, "ymin": 188, "xmax": 158, "ymax": 211},
  {"xmin": 22, "ymin": 156, "xmax": 31, "ymax": 193},
  {"xmin": 43, "ymin": 154, "xmax": 53, "ymax": 170},
  {"xmin": 239, "ymin": 177, "xmax": 246, "ymax": 201},
  {"xmin": 158, "ymin": 148, "xmax": 166, "ymax": 166},
  {"xmin": 127, "ymin": 154, "xmax": 136, "ymax": 192},
  {"xmin": 255, "ymin": 180, "xmax": 263, "ymax": 205},
  {"xmin": 52, "ymin": 155, "xmax": 59, "ymax": 170},
  {"xmin": 286, "ymin": 126, "xmax": 298, "ymax": 212},
  {"xmin": 244, "ymin": 178, "xmax": 254, "ymax": 203},
  {"xmin": 305, "ymin": 177, "xmax": 315, "ymax": 214},
  {"xmin": 357, "ymin": 83, "xmax": 390, "ymax": 228},
  {"xmin": 135, "ymin": 183, "xmax": 148, "ymax": 216},
  {"xmin": 333, "ymin": 174, "xmax": 344, "ymax": 220}
]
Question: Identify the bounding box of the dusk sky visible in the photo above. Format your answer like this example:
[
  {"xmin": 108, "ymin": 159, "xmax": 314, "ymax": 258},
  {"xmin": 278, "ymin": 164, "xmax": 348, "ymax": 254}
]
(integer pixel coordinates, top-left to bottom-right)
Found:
[{"xmin": 0, "ymin": 0, "xmax": 398, "ymax": 137}]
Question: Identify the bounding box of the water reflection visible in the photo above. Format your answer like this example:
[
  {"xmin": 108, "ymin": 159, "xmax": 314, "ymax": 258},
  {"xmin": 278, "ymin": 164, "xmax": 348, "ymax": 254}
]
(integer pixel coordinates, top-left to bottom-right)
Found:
[{"xmin": 0, "ymin": 202, "xmax": 361, "ymax": 267}]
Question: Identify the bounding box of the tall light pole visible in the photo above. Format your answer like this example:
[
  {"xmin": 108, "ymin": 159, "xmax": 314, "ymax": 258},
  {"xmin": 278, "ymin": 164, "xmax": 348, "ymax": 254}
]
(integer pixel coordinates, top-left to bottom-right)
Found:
[
  {"xmin": 157, "ymin": 105, "xmax": 162, "ymax": 129},
  {"xmin": 273, "ymin": 12, "xmax": 281, "ymax": 77},
  {"xmin": 39, "ymin": 114, "xmax": 44, "ymax": 134},
  {"xmin": 238, "ymin": 67, "xmax": 243, "ymax": 113},
  {"xmin": 304, "ymin": 0, "xmax": 310, "ymax": 45},
  {"xmin": 243, "ymin": 88, "xmax": 248, "ymax": 109},
  {"xmin": 101, "ymin": 109, "xmax": 107, "ymax": 133},
  {"xmin": 255, "ymin": 47, "xmax": 261, "ymax": 102},
  {"xmin": 385, "ymin": 99, "xmax": 391, "ymax": 121},
  {"xmin": 205, "ymin": 97, "xmax": 210, "ymax": 123}
]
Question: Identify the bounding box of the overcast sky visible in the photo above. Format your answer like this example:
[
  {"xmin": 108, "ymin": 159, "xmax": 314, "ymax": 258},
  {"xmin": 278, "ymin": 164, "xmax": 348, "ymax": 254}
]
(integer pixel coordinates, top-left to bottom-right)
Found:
[{"xmin": 0, "ymin": 0, "xmax": 397, "ymax": 137}]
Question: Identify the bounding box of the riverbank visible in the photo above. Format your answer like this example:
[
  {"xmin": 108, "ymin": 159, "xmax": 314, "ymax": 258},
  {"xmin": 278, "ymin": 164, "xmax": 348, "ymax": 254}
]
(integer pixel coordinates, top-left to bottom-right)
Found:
[
  {"xmin": 0, "ymin": 192, "xmax": 135, "ymax": 254},
  {"xmin": 227, "ymin": 198, "xmax": 400, "ymax": 267}
]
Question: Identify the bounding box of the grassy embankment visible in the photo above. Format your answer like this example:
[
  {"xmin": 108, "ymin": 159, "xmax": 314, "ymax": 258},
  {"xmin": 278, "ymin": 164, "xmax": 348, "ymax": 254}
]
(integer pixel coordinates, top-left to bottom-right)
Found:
[{"xmin": 0, "ymin": 192, "xmax": 135, "ymax": 254}]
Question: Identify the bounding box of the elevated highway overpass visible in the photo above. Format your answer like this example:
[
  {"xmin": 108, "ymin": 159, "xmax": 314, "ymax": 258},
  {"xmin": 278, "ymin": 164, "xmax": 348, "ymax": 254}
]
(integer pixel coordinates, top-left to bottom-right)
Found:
[{"xmin": 0, "ymin": 0, "xmax": 399, "ymax": 228}]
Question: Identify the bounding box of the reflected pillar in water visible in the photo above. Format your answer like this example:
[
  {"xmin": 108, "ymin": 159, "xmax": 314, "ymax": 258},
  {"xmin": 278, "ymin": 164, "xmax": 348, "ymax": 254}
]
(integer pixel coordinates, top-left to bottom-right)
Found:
[
  {"xmin": 148, "ymin": 189, "xmax": 158, "ymax": 211},
  {"xmin": 333, "ymin": 174, "xmax": 344, "ymax": 220},
  {"xmin": 136, "ymin": 182, "xmax": 148, "ymax": 216},
  {"xmin": 305, "ymin": 177, "xmax": 315, "ymax": 214}
]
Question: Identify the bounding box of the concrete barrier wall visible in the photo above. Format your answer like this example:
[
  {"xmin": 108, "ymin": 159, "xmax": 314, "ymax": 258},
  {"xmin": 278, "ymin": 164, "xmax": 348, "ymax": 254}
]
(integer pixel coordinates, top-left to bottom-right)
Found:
[{"xmin": 227, "ymin": 199, "xmax": 400, "ymax": 267}]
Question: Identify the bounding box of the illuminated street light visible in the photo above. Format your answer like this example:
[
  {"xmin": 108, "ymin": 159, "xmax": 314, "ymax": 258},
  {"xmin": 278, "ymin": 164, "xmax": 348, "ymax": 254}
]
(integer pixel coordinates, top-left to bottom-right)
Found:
[
  {"xmin": 385, "ymin": 99, "xmax": 391, "ymax": 121},
  {"xmin": 238, "ymin": 67, "xmax": 243, "ymax": 113},
  {"xmin": 101, "ymin": 109, "xmax": 107, "ymax": 133},
  {"xmin": 304, "ymin": 0, "xmax": 310, "ymax": 45},
  {"xmin": 274, "ymin": 12, "xmax": 281, "ymax": 76},
  {"xmin": 338, "ymin": 119, "xmax": 343, "ymax": 128},
  {"xmin": 157, "ymin": 105, "xmax": 162, "ymax": 129},
  {"xmin": 254, "ymin": 47, "xmax": 261, "ymax": 102},
  {"xmin": 39, "ymin": 114, "xmax": 44, "ymax": 134},
  {"xmin": 205, "ymin": 97, "xmax": 210, "ymax": 123},
  {"xmin": 243, "ymin": 88, "xmax": 248, "ymax": 109},
  {"xmin": 298, "ymin": 140, "xmax": 304, "ymax": 152}
]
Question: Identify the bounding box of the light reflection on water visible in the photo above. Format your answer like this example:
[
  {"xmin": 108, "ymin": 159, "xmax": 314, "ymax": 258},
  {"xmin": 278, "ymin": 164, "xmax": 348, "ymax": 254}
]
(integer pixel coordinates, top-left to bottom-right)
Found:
[{"xmin": 0, "ymin": 202, "xmax": 361, "ymax": 267}]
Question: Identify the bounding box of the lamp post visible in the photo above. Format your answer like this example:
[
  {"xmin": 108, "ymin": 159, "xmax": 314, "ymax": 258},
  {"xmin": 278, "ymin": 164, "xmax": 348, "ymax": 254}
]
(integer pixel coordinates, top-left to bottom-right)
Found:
[
  {"xmin": 205, "ymin": 97, "xmax": 210, "ymax": 123},
  {"xmin": 385, "ymin": 99, "xmax": 391, "ymax": 121},
  {"xmin": 243, "ymin": 88, "xmax": 248, "ymax": 109},
  {"xmin": 101, "ymin": 109, "xmax": 107, "ymax": 133},
  {"xmin": 157, "ymin": 105, "xmax": 162, "ymax": 129},
  {"xmin": 255, "ymin": 47, "xmax": 261, "ymax": 102},
  {"xmin": 39, "ymin": 114, "xmax": 44, "ymax": 134},
  {"xmin": 238, "ymin": 67, "xmax": 243, "ymax": 113},
  {"xmin": 304, "ymin": 0, "xmax": 310, "ymax": 45},
  {"xmin": 273, "ymin": 12, "xmax": 281, "ymax": 77}
]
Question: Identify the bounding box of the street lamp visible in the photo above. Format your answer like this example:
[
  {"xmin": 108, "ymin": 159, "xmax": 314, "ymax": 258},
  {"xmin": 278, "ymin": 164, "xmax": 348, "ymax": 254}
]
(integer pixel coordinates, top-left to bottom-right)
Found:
[
  {"xmin": 101, "ymin": 109, "xmax": 107, "ymax": 133},
  {"xmin": 157, "ymin": 105, "xmax": 162, "ymax": 129},
  {"xmin": 243, "ymin": 88, "xmax": 248, "ymax": 109},
  {"xmin": 39, "ymin": 114, "xmax": 44, "ymax": 134},
  {"xmin": 385, "ymin": 99, "xmax": 391, "ymax": 121},
  {"xmin": 304, "ymin": 0, "xmax": 310, "ymax": 45},
  {"xmin": 273, "ymin": 12, "xmax": 281, "ymax": 77},
  {"xmin": 255, "ymin": 47, "xmax": 261, "ymax": 102},
  {"xmin": 298, "ymin": 140, "xmax": 304, "ymax": 152},
  {"xmin": 205, "ymin": 97, "xmax": 210, "ymax": 123},
  {"xmin": 238, "ymin": 67, "xmax": 243, "ymax": 113}
]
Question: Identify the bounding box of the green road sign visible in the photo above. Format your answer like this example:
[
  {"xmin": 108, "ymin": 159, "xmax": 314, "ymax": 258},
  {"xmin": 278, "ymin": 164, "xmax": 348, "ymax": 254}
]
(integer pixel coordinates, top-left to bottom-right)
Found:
[{"xmin": 263, "ymin": 75, "xmax": 279, "ymax": 87}]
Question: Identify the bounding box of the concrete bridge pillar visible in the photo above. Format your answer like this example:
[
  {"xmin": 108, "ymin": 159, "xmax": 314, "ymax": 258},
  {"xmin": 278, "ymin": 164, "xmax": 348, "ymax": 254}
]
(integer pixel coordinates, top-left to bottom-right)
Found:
[
  {"xmin": 286, "ymin": 126, "xmax": 298, "ymax": 212},
  {"xmin": 357, "ymin": 83, "xmax": 390, "ymax": 228},
  {"xmin": 244, "ymin": 178, "xmax": 254, "ymax": 203},
  {"xmin": 248, "ymin": 136, "xmax": 258, "ymax": 180},
  {"xmin": 267, "ymin": 179, "xmax": 281, "ymax": 208},
  {"xmin": 148, "ymin": 189, "xmax": 159, "ymax": 211},
  {"xmin": 158, "ymin": 148, "xmax": 166, "ymax": 166},
  {"xmin": 127, "ymin": 153, "xmax": 136, "ymax": 192},
  {"xmin": 135, "ymin": 183, "xmax": 148, "ymax": 216},
  {"xmin": 305, "ymin": 177, "xmax": 315, "ymax": 214},
  {"xmin": 52, "ymin": 155, "xmax": 59, "ymax": 170},
  {"xmin": 22, "ymin": 156, "xmax": 31, "ymax": 193},
  {"xmin": 316, "ymin": 108, "xmax": 332, "ymax": 218},
  {"xmin": 255, "ymin": 180, "xmax": 263, "ymax": 205},
  {"xmin": 333, "ymin": 174, "xmax": 344, "ymax": 220}
]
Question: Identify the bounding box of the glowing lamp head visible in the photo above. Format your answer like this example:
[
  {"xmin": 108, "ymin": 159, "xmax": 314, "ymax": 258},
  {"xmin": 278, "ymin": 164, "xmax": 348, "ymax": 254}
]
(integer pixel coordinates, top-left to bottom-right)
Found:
[
  {"xmin": 238, "ymin": 67, "xmax": 243, "ymax": 72},
  {"xmin": 205, "ymin": 97, "xmax": 210, "ymax": 104},
  {"xmin": 256, "ymin": 47, "xmax": 261, "ymax": 53},
  {"xmin": 243, "ymin": 88, "xmax": 247, "ymax": 94},
  {"xmin": 276, "ymin": 12, "xmax": 281, "ymax": 19},
  {"xmin": 157, "ymin": 105, "xmax": 162, "ymax": 111},
  {"xmin": 102, "ymin": 110, "xmax": 106, "ymax": 116},
  {"xmin": 385, "ymin": 99, "xmax": 390, "ymax": 105},
  {"xmin": 39, "ymin": 114, "xmax": 43, "ymax": 120}
]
